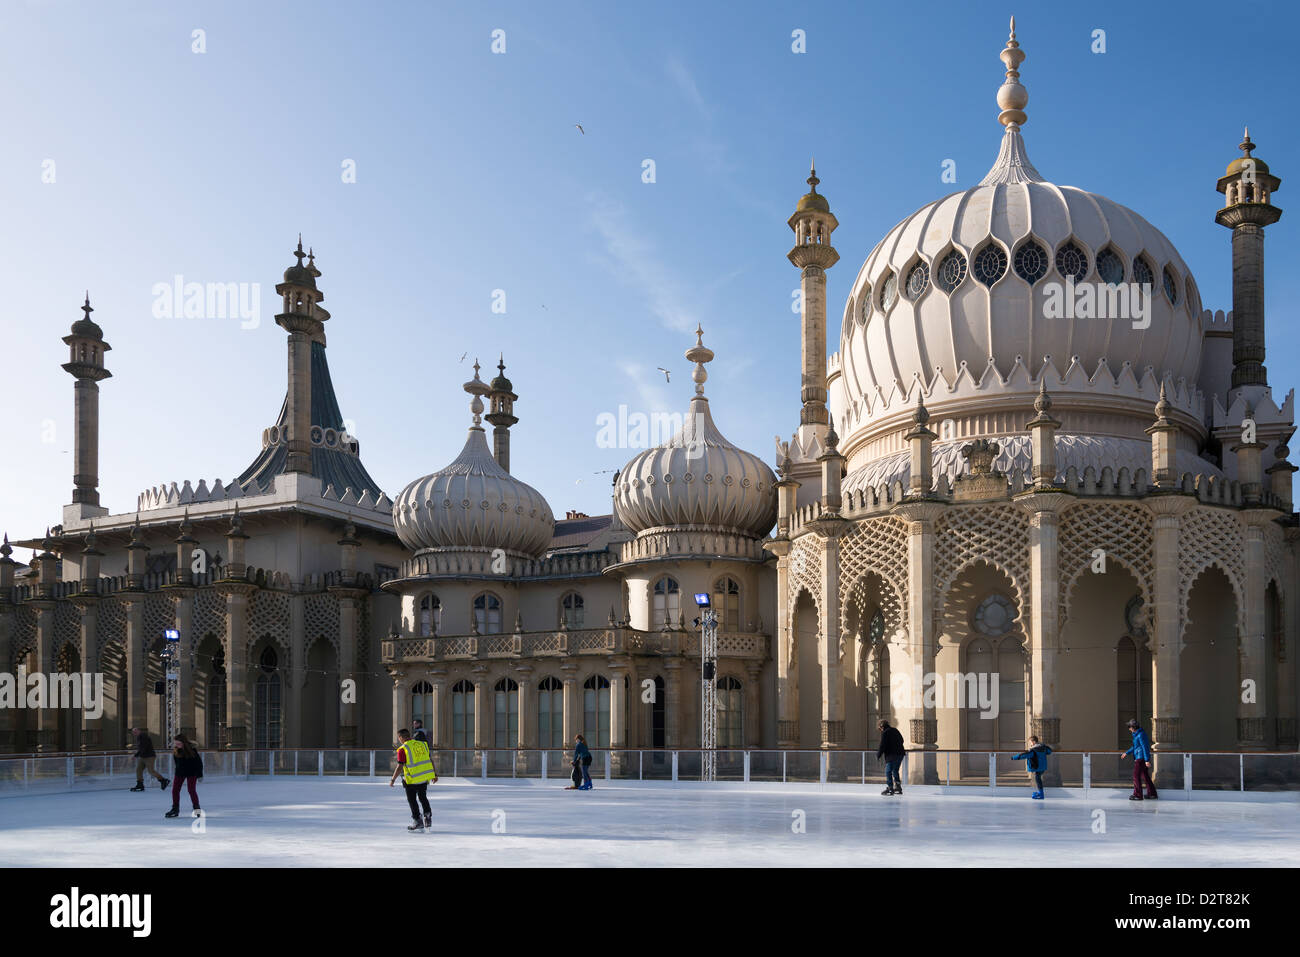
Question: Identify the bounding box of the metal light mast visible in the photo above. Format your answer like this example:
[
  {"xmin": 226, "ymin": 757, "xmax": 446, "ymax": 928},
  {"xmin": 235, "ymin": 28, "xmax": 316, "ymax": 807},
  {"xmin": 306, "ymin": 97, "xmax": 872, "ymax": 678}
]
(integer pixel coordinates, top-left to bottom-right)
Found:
[
  {"xmin": 162, "ymin": 629, "xmax": 181, "ymax": 746},
  {"xmin": 699, "ymin": 603, "xmax": 718, "ymax": 782}
]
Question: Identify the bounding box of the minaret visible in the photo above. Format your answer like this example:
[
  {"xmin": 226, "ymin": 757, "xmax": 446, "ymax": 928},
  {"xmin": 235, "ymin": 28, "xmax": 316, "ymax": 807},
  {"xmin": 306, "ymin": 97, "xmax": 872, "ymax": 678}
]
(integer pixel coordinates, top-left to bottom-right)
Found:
[
  {"xmin": 1216, "ymin": 128, "xmax": 1282, "ymax": 390},
  {"xmin": 485, "ymin": 355, "xmax": 518, "ymax": 473},
  {"xmin": 788, "ymin": 161, "xmax": 839, "ymax": 439},
  {"xmin": 62, "ymin": 294, "xmax": 112, "ymax": 514},
  {"xmin": 275, "ymin": 238, "xmax": 330, "ymax": 474}
]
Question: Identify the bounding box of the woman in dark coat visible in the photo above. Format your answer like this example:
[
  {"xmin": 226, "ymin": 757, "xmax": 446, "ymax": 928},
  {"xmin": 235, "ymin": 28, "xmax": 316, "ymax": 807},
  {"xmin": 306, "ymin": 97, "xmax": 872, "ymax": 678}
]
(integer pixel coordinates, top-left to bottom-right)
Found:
[{"xmin": 165, "ymin": 733, "xmax": 204, "ymax": 818}]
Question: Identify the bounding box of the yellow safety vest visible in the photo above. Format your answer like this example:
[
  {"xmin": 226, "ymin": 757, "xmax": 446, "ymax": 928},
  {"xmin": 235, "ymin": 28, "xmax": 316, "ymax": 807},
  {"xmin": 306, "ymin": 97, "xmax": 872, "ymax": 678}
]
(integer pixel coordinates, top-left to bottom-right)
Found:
[{"xmin": 400, "ymin": 739, "xmax": 437, "ymax": 785}]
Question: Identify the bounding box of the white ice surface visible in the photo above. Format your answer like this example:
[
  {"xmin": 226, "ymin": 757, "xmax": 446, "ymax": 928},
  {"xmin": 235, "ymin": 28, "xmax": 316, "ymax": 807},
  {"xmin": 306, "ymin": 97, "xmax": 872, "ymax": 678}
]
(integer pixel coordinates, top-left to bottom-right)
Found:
[{"xmin": 1, "ymin": 778, "xmax": 1296, "ymax": 867}]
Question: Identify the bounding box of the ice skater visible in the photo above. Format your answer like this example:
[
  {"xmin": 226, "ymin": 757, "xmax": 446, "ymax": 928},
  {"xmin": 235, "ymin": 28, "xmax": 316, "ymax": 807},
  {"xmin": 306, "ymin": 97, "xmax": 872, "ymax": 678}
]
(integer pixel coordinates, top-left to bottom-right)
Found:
[
  {"xmin": 573, "ymin": 733, "xmax": 593, "ymax": 790},
  {"xmin": 129, "ymin": 727, "xmax": 169, "ymax": 792},
  {"xmin": 1121, "ymin": 718, "xmax": 1158, "ymax": 801},
  {"xmin": 876, "ymin": 719, "xmax": 905, "ymax": 795},
  {"xmin": 389, "ymin": 728, "xmax": 437, "ymax": 831},
  {"xmin": 165, "ymin": 733, "xmax": 202, "ymax": 818},
  {"xmin": 1012, "ymin": 735, "xmax": 1053, "ymax": 798}
]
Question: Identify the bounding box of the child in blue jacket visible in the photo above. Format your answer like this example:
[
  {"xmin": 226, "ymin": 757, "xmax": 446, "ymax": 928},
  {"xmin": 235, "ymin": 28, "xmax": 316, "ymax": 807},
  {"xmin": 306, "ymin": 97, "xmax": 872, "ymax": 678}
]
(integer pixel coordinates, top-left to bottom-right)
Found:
[
  {"xmin": 1121, "ymin": 719, "xmax": 1158, "ymax": 800},
  {"xmin": 1012, "ymin": 735, "xmax": 1053, "ymax": 799}
]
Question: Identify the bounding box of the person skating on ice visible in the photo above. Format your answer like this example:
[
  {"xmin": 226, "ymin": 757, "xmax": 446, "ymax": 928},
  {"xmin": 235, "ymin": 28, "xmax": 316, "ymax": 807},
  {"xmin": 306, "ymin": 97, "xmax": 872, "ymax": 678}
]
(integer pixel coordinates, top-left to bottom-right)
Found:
[
  {"xmin": 1012, "ymin": 735, "xmax": 1053, "ymax": 799},
  {"xmin": 164, "ymin": 733, "xmax": 202, "ymax": 818},
  {"xmin": 129, "ymin": 726, "xmax": 169, "ymax": 792},
  {"xmin": 1121, "ymin": 718, "xmax": 1158, "ymax": 801},
  {"xmin": 389, "ymin": 728, "xmax": 437, "ymax": 831},
  {"xmin": 876, "ymin": 719, "xmax": 905, "ymax": 795},
  {"xmin": 573, "ymin": 733, "xmax": 593, "ymax": 790}
]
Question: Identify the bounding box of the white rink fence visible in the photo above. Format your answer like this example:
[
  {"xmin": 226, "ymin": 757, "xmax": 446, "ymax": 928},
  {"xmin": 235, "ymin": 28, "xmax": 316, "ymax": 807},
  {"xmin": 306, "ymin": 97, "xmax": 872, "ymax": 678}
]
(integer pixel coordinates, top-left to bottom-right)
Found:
[{"xmin": 0, "ymin": 748, "xmax": 1297, "ymax": 799}]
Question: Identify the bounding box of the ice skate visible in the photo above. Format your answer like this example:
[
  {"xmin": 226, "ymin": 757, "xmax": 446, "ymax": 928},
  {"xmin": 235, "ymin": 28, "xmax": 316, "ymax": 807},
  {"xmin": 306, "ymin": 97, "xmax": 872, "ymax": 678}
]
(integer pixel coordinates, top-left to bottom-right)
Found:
[
  {"xmin": 1129, "ymin": 794, "xmax": 1143, "ymax": 801},
  {"xmin": 192, "ymin": 808, "xmax": 202, "ymax": 818},
  {"xmin": 424, "ymin": 813, "xmax": 432, "ymax": 828},
  {"xmin": 881, "ymin": 786, "xmax": 894, "ymax": 795},
  {"xmin": 130, "ymin": 783, "xmax": 145, "ymax": 792},
  {"xmin": 159, "ymin": 777, "xmax": 170, "ymax": 790},
  {"xmin": 407, "ymin": 821, "xmax": 424, "ymax": 832},
  {"xmin": 164, "ymin": 807, "xmax": 179, "ymax": 818}
]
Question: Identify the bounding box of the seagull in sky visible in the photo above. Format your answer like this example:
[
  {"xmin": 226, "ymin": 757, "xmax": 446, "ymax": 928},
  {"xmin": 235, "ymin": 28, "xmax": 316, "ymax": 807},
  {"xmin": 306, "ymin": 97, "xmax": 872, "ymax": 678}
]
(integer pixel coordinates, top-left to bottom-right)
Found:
[
  {"xmin": 657, "ymin": 367, "xmax": 671, "ymax": 382},
  {"xmin": 458, "ymin": 351, "xmax": 467, "ymax": 363},
  {"xmin": 575, "ymin": 124, "xmax": 585, "ymax": 135}
]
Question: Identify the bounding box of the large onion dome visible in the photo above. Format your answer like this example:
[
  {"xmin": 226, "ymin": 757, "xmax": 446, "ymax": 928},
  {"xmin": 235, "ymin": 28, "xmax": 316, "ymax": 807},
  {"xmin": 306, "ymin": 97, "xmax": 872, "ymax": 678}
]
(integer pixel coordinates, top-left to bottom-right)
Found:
[
  {"xmin": 393, "ymin": 363, "xmax": 554, "ymax": 557},
  {"xmin": 615, "ymin": 328, "xmax": 777, "ymax": 537}
]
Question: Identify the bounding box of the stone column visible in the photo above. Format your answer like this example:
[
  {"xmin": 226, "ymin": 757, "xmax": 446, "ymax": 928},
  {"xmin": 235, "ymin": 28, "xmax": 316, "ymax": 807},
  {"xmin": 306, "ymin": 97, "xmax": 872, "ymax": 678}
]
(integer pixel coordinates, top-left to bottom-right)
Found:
[
  {"xmin": 388, "ymin": 669, "xmax": 404, "ymax": 746},
  {"xmin": 331, "ymin": 588, "xmax": 366, "ymax": 747},
  {"xmin": 72, "ymin": 596, "xmax": 100, "ymax": 750},
  {"xmin": 893, "ymin": 500, "xmax": 945, "ymax": 784},
  {"xmin": 31, "ymin": 601, "xmax": 55, "ymax": 750},
  {"xmin": 472, "ymin": 665, "xmax": 488, "ymax": 750},
  {"xmin": 515, "ymin": 665, "xmax": 533, "ymax": 749},
  {"xmin": 1147, "ymin": 495, "xmax": 1195, "ymax": 785},
  {"xmin": 817, "ymin": 526, "xmax": 846, "ymax": 748},
  {"xmin": 1238, "ymin": 513, "xmax": 1272, "ymax": 748},
  {"xmin": 0, "ymin": 544, "xmax": 14, "ymax": 750},
  {"xmin": 166, "ymin": 588, "xmax": 196, "ymax": 740},
  {"xmin": 744, "ymin": 659, "xmax": 762, "ymax": 748},
  {"xmin": 219, "ymin": 584, "xmax": 255, "ymax": 749},
  {"xmin": 1280, "ymin": 527, "xmax": 1299, "ymax": 747},
  {"xmin": 429, "ymin": 667, "xmax": 447, "ymax": 749},
  {"xmin": 561, "ymin": 662, "xmax": 579, "ymax": 744},
  {"xmin": 662, "ymin": 657, "xmax": 682, "ymax": 748},
  {"xmin": 122, "ymin": 595, "xmax": 147, "ymax": 734},
  {"xmin": 770, "ymin": 543, "xmax": 798, "ymax": 747},
  {"xmin": 1018, "ymin": 492, "xmax": 1071, "ymax": 785}
]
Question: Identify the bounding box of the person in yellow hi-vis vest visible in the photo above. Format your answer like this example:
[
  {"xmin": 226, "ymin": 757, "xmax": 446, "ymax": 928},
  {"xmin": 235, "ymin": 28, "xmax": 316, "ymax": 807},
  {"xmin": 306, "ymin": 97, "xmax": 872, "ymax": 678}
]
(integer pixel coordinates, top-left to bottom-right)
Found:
[{"xmin": 389, "ymin": 728, "xmax": 438, "ymax": 832}]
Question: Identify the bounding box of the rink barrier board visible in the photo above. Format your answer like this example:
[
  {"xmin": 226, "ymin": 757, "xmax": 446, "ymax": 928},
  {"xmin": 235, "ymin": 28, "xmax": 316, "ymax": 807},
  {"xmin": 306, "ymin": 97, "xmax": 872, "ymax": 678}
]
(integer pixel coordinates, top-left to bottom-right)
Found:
[{"xmin": 1, "ymin": 749, "xmax": 1297, "ymax": 798}]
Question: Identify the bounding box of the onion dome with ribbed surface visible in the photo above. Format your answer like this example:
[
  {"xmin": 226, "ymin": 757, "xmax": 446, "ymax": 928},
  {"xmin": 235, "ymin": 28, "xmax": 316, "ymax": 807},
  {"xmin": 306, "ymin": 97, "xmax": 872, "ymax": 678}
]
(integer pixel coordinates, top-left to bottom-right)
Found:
[
  {"xmin": 393, "ymin": 362, "xmax": 554, "ymax": 557},
  {"xmin": 614, "ymin": 328, "xmax": 777, "ymax": 537}
]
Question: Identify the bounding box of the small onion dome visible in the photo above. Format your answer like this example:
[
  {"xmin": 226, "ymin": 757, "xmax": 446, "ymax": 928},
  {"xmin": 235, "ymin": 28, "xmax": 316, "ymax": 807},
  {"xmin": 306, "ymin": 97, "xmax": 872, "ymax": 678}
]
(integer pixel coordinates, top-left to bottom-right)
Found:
[
  {"xmin": 282, "ymin": 237, "xmax": 317, "ymax": 288},
  {"xmin": 70, "ymin": 294, "xmax": 104, "ymax": 340},
  {"xmin": 489, "ymin": 355, "xmax": 513, "ymax": 393},
  {"xmin": 392, "ymin": 361, "xmax": 554, "ymax": 557},
  {"xmin": 1225, "ymin": 128, "xmax": 1270, "ymax": 176},
  {"xmin": 796, "ymin": 161, "xmax": 830, "ymax": 213},
  {"xmin": 614, "ymin": 327, "xmax": 777, "ymax": 537}
]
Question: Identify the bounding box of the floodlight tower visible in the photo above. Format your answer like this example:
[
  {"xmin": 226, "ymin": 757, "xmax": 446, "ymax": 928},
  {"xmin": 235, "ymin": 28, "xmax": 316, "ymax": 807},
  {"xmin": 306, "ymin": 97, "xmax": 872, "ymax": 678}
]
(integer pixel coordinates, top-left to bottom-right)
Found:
[
  {"xmin": 695, "ymin": 593, "xmax": 718, "ymax": 781},
  {"xmin": 162, "ymin": 629, "xmax": 181, "ymax": 746}
]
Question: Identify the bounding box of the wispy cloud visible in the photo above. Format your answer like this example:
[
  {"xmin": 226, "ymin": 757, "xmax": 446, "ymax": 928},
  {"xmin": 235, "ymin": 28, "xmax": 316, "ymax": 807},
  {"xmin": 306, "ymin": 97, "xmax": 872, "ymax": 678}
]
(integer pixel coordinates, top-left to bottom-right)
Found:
[
  {"xmin": 666, "ymin": 55, "xmax": 710, "ymax": 121},
  {"xmin": 587, "ymin": 193, "xmax": 699, "ymax": 335}
]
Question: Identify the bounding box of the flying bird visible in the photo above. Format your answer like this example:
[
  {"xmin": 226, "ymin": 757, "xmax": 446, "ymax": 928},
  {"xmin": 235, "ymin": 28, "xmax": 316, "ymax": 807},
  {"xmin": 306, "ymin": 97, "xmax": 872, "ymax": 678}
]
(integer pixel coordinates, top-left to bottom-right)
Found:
[
  {"xmin": 575, "ymin": 124, "xmax": 585, "ymax": 135},
  {"xmin": 657, "ymin": 367, "xmax": 671, "ymax": 382},
  {"xmin": 458, "ymin": 351, "xmax": 467, "ymax": 363}
]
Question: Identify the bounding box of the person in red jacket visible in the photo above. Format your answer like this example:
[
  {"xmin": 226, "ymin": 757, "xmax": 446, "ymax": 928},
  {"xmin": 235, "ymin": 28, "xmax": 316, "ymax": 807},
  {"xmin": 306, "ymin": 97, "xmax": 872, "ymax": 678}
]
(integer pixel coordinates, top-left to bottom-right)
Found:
[{"xmin": 165, "ymin": 733, "xmax": 203, "ymax": 819}]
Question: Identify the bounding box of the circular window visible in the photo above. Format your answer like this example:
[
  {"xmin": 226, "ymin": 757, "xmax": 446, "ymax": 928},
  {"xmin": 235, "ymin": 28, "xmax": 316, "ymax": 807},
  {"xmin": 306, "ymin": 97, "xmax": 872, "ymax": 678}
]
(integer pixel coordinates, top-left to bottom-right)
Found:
[
  {"xmin": 1013, "ymin": 240, "xmax": 1049, "ymax": 285},
  {"xmin": 1055, "ymin": 241, "xmax": 1088, "ymax": 283},
  {"xmin": 973, "ymin": 594, "xmax": 1017, "ymax": 636},
  {"xmin": 881, "ymin": 272, "xmax": 898, "ymax": 310},
  {"xmin": 1132, "ymin": 256, "xmax": 1154, "ymax": 288},
  {"xmin": 973, "ymin": 244, "xmax": 1007, "ymax": 286},
  {"xmin": 905, "ymin": 261, "xmax": 930, "ymax": 300},
  {"xmin": 936, "ymin": 249, "xmax": 967, "ymax": 293},
  {"xmin": 1162, "ymin": 266, "xmax": 1179, "ymax": 305},
  {"xmin": 1096, "ymin": 247, "xmax": 1124, "ymax": 285}
]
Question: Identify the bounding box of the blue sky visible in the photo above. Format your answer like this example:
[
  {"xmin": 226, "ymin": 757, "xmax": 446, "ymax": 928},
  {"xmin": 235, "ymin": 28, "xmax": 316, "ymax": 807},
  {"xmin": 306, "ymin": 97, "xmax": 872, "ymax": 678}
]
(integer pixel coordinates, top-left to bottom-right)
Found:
[{"xmin": 2, "ymin": 0, "xmax": 1298, "ymax": 542}]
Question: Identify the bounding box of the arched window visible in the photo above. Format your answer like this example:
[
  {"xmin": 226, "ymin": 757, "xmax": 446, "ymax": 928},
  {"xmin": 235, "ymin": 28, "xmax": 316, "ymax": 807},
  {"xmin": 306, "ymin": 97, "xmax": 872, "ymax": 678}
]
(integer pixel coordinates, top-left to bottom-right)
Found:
[
  {"xmin": 254, "ymin": 645, "xmax": 281, "ymax": 750},
  {"xmin": 1012, "ymin": 239, "xmax": 1049, "ymax": 285},
  {"xmin": 411, "ymin": 680, "xmax": 434, "ymax": 735},
  {"xmin": 418, "ymin": 594, "xmax": 441, "ymax": 637},
  {"xmin": 972, "ymin": 243, "xmax": 1007, "ymax": 287},
  {"xmin": 963, "ymin": 625, "xmax": 1025, "ymax": 775},
  {"xmin": 865, "ymin": 617, "xmax": 890, "ymax": 747},
  {"xmin": 494, "ymin": 678, "xmax": 519, "ymax": 749},
  {"xmin": 717, "ymin": 676, "xmax": 743, "ymax": 748},
  {"xmin": 207, "ymin": 646, "xmax": 227, "ymax": 751},
  {"xmin": 451, "ymin": 679, "xmax": 475, "ymax": 749},
  {"xmin": 473, "ymin": 593, "xmax": 502, "ymax": 634},
  {"xmin": 583, "ymin": 675, "xmax": 611, "ymax": 748},
  {"xmin": 561, "ymin": 592, "xmax": 585, "ymax": 628},
  {"xmin": 537, "ymin": 676, "xmax": 564, "ymax": 749},
  {"xmin": 652, "ymin": 577, "xmax": 681, "ymax": 627},
  {"xmin": 713, "ymin": 577, "xmax": 740, "ymax": 629}
]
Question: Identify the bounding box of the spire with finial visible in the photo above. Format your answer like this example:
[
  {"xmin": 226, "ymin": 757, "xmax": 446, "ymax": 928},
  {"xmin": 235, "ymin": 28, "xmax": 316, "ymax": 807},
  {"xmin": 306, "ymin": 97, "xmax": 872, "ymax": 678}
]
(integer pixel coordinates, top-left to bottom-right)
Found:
[
  {"xmin": 825, "ymin": 412, "xmax": 839, "ymax": 452},
  {"xmin": 807, "ymin": 159, "xmax": 819, "ymax": 193},
  {"xmin": 307, "ymin": 247, "xmax": 321, "ymax": 278},
  {"xmin": 979, "ymin": 16, "xmax": 1043, "ymax": 185},
  {"xmin": 0, "ymin": 533, "xmax": 12, "ymax": 563},
  {"xmin": 464, "ymin": 359, "xmax": 489, "ymax": 429},
  {"xmin": 685, "ymin": 324, "xmax": 714, "ymax": 398},
  {"xmin": 1240, "ymin": 126, "xmax": 1254, "ymax": 157}
]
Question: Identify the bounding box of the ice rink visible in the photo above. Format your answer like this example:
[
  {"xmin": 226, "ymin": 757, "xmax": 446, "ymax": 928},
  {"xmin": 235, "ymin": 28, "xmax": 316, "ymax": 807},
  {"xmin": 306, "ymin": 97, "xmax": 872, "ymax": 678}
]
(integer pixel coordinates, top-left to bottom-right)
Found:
[{"xmin": 2, "ymin": 778, "xmax": 1295, "ymax": 867}]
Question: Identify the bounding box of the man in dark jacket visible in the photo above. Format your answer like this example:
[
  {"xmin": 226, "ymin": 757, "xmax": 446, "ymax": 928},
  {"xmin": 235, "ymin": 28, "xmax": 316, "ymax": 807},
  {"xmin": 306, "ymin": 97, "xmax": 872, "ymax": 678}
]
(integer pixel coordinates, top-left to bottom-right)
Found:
[
  {"xmin": 876, "ymin": 720, "xmax": 906, "ymax": 795},
  {"xmin": 129, "ymin": 727, "xmax": 169, "ymax": 792},
  {"xmin": 412, "ymin": 719, "xmax": 428, "ymax": 744}
]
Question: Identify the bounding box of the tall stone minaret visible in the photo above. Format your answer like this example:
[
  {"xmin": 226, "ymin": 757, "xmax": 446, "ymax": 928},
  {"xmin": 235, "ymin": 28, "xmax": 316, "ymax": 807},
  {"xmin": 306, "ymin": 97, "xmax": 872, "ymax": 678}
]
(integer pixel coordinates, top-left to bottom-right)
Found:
[
  {"xmin": 1216, "ymin": 128, "xmax": 1282, "ymax": 390},
  {"xmin": 486, "ymin": 355, "xmax": 518, "ymax": 473},
  {"xmin": 788, "ymin": 162, "xmax": 839, "ymax": 440},
  {"xmin": 275, "ymin": 238, "xmax": 330, "ymax": 474},
  {"xmin": 62, "ymin": 295, "xmax": 111, "ymax": 515}
]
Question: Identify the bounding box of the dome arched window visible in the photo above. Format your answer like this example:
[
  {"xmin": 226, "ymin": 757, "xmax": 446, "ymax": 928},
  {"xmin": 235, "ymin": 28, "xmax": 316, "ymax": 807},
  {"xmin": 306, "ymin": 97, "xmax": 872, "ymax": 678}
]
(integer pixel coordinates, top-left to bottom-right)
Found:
[
  {"xmin": 652, "ymin": 577, "xmax": 681, "ymax": 627},
  {"xmin": 904, "ymin": 260, "xmax": 930, "ymax": 300},
  {"xmin": 1132, "ymin": 255, "xmax": 1155, "ymax": 289},
  {"xmin": 473, "ymin": 593, "xmax": 502, "ymax": 634},
  {"xmin": 1012, "ymin": 240, "xmax": 1049, "ymax": 285},
  {"xmin": 972, "ymin": 243, "xmax": 1007, "ymax": 287},
  {"xmin": 418, "ymin": 594, "xmax": 441, "ymax": 637},
  {"xmin": 1162, "ymin": 266, "xmax": 1179, "ymax": 305},
  {"xmin": 561, "ymin": 591, "xmax": 585, "ymax": 628},
  {"xmin": 858, "ymin": 287, "xmax": 872, "ymax": 325},
  {"xmin": 936, "ymin": 249, "xmax": 967, "ymax": 294},
  {"xmin": 880, "ymin": 272, "xmax": 898, "ymax": 310},
  {"xmin": 1054, "ymin": 240, "xmax": 1089, "ymax": 283},
  {"xmin": 1096, "ymin": 247, "xmax": 1124, "ymax": 286}
]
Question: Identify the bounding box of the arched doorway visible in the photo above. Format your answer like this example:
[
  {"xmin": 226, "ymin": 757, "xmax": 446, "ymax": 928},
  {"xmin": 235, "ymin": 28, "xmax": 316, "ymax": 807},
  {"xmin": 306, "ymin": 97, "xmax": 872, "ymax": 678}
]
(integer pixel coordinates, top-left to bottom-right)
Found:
[
  {"xmin": 303, "ymin": 637, "xmax": 338, "ymax": 747},
  {"xmin": 1181, "ymin": 565, "xmax": 1238, "ymax": 753},
  {"xmin": 793, "ymin": 590, "xmax": 820, "ymax": 749},
  {"xmin": 253, "ymin": 645, "xmax": 283, "ymax": 750}
]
